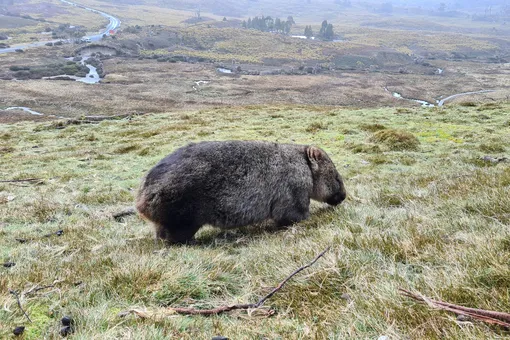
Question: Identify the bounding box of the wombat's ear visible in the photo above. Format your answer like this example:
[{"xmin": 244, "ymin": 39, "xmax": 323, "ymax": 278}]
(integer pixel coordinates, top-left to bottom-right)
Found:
[{"xmin": 306, "ymin": 146, "xmax": 323, "ymax": 170}]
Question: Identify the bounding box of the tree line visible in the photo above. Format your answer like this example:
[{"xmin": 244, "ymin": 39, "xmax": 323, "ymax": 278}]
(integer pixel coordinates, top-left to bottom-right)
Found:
[
  {"xmin": 304, "ymin": 20, "xmax": 335, "ymax": 40},
  {"xmin": 242, "ymin": 16, "xmax": 295, "ymax": 34},
  {"xmin": 241, "ymin": 15, "xmax": 336, "ymax": 40}
]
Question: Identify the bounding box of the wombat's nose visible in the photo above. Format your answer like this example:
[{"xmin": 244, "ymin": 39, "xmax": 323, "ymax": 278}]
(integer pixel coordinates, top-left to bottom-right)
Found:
[{"xmin": 327, "ymin": 191, "xmax": 346, "ymax": 206}]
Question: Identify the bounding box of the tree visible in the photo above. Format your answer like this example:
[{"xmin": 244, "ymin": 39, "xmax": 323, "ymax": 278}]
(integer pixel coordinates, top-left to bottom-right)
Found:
[
  {"xmin": 275, "ymin": 18, "xmax": 282, "ymax": 32},
  {"xmin": 287, "ymin": 16, "xmax": 295, "ymax": 25},
  {"xmin": 324, "ymin": 23, "xmax": 334, "ymax": 40},
  {"xmin": 304, "ymin": 25, "xmax": 314, "ymax": 38},
  {"xmin": 319, "ymin": 20, "xmax": 328, "ymax": 36},
  {"xmin": 284, "ymin": 21, "xmax": 291, "ymax": 34}
]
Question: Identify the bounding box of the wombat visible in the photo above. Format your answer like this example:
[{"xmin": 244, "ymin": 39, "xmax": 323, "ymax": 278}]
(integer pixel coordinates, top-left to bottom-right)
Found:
[{"xmin": 136, "ymin": 140, "xmax": 346, "ymax": 244}]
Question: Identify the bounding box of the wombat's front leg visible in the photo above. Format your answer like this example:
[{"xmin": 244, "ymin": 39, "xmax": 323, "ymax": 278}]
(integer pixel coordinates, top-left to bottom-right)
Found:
[
  {"xmin": 275, "ymin": 209, "xmax": 310, "ymax": 228},
  {"xmin": 273, "ymin": 195, "xmax": 311, "ymax": 228}
]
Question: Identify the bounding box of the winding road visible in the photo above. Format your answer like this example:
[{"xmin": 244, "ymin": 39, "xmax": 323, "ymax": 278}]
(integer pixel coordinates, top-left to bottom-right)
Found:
[{"xmin": 0, "ymin": 0, "xmax": 120, "ymax": 54}]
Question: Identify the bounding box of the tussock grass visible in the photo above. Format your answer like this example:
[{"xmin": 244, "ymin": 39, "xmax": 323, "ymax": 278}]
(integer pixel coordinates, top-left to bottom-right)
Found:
[
  {"xmin": 370, "ymin": 129, "xmax": 420, "ymax": 151},
  {"xmin": 1, "ymin": 102, "xmax": 510, "ymax": 339}
]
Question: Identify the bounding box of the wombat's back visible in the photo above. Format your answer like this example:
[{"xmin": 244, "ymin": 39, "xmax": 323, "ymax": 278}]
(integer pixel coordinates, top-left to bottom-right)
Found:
[{"xmin": 136, "ymin": 141, "xmax": 311, "ymax": 228}]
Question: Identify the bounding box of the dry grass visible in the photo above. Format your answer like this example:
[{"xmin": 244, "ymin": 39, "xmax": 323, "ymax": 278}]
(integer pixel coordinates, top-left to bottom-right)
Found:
[{"xmin": 1, "ymin": 102, "xmax": 510, "ymax": 339}]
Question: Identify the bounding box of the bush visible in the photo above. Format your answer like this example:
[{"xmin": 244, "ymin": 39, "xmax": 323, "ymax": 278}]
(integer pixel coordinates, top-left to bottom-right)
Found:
[{"xmin": 369, "ymin": 129, "xmax": 420, "ymax": 151}]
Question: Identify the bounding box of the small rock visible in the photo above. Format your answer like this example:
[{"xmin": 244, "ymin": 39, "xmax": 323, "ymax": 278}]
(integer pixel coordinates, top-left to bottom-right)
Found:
[
  {"xmin": 212, "ymin": 337, "xmax": 229, "ymax": 340},
  {"xmin": 3, "ymin": 262, "xmax": 16, "ymax": 268},
  {"xmin": 378, "ymin": 336, "xmax": 389, "ymax": 340},
  {"xmin": 457, "ymin": 314, "xmax": 471, "ymax": 322},
  {"xmin": 481, "ymin": 156, "xmax": 508, "ymax": 163},
  {"xmin": 55, "ymin": 230, "xmax": 64, "ymax": 236},
  {"xmin": 13, "ymin": 326, "xmax": 25, "ymax": 336},
  {"xmin": 341, "ymin": 293, "xmax": 352, "ymax": 301}
]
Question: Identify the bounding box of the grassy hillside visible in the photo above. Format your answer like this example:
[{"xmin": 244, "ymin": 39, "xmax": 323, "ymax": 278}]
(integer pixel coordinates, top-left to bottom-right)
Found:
[{"xmin": 1, "ymin": 102, "xmax": 509, "ymax": 339}]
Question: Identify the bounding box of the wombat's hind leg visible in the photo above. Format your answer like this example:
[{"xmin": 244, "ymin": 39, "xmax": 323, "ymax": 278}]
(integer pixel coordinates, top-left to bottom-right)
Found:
[{"xmin": 154, "ymin": 223, "xmax": 201, "ymax": 245}]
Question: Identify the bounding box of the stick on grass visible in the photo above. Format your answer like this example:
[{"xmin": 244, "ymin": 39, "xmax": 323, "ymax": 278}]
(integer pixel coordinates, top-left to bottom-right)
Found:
[
  {"xmin": 121, "ymin": 247, "xmax": 330, "ymax": 317},
  {"xmin": 8, "ymin": 290, "xmax": 32, "ymax": 323},
  {"xmin": 400, "ymin": 289, "xmax": 510, "ymax": 328}
]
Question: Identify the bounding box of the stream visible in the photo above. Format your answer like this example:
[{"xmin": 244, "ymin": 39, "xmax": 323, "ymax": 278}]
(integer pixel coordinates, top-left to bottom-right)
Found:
[
  {"xmin": 0, "ymin": 0, "xmax": 120, "ymax": 54},
  {"xmin": 3, "ymin": 107, "xmax": 65, "ymax": 118},
  {"xmin": 42, "ymin": 56, "xmax": 101, "ymax": 84},
  {"xmin": 388, "ymin": 88, "xmax": 497, "ymax": 107}
]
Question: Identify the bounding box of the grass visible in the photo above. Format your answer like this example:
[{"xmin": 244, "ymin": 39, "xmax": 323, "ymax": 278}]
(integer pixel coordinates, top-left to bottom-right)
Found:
[{"xmin": 1, "ymin": 102, "xmax": 510, "ymax": 338}]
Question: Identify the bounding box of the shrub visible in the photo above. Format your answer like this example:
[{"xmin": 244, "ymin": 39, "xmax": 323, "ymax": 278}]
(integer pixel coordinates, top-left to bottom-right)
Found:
[
  {"xmin": 360, "ymin": 123, "xmax": 387, "ymax": 132},
  {"xmin": 369, "ymin": 129, "xmax": 420, "ymax": 151}
]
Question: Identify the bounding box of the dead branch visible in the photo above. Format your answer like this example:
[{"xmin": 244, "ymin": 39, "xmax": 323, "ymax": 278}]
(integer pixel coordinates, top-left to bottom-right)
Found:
[
  {"xmin": 8, "ymin": 290, "xmax": 31, "ymax": 323},
  {"xmin": 400, "ymin": 289, "xmax": 510, "ymax": 328},
  {"xmin": 169, "ymin": 247, "xmax": 330, "ymax": 315},
  {"xmin": 0, "ymin": 178, "xmax": 43, "ymax": 184},
  {"xmin": 121, "ymin": 247, "xmax": 330, "ymax": 317},
  {"xmin": 24, "ymin": 280, "xmax": 63, "ymax": 297},
  {"xmin": 113, "ymin": 207, "xmax": 137, "ymax": 221}
]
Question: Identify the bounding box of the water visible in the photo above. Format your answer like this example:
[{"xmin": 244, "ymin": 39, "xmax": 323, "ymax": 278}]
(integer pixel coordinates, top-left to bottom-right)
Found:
[
  {"xmin": 392, "ymin": 92, "xmax": 435, "ymax": 107},
  {"xmin": 217, "ymin": 68, "xmax": 232, "ymax": 74},
  {"xmin": 391, "ymin": 89, "xmax": 496, "ymax": 107},
  {"xmin": 4, "ymin": 107, "xmax": 65, "ymax": 118},
  {"xmin": 43, "ymin": 57, "xmax": 100, "ymax": 84},
  {"xmin": 291, "ymin": 35, "xmax": 315, "ymax": 40},
  {"xmin": 5, "ymin": 107, "xmax": 44, "ymax": 116},
  {"xmin": 0, "ymin": 0, "xmax": 121, "ymax": 54},
  {"xmin": 77, "ymin": 64, "xmax": 100, "ymax": 84}
]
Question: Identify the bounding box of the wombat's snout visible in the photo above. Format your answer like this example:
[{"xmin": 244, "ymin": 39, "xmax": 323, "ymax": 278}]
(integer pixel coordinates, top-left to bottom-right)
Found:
[{"xmin": 326, "ymin": 190, "xmax": 346, "ymax": 206}]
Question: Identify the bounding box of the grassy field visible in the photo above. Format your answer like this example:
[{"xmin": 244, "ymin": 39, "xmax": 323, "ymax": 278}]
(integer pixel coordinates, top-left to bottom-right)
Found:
[{"xmin": 1, "ymin": 102, "xmax": 509, "ymax": 339}]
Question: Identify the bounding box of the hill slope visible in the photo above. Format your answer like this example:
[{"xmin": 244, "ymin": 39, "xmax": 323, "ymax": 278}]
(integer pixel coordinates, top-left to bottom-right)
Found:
[{"xmin": 1, "ymin": 103, "xmax": 509, "ymax": 339}]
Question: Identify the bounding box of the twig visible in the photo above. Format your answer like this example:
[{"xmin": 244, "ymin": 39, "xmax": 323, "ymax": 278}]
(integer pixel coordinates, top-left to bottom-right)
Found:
[
  {"xmin": 400, "ymin": 289, "xmax": 510, "ymax": 328},
  {"xmin": 0, "ymin": 178, "xmax": 43, "ymax": 183},
  {"xmin": 168, "ymin": 247, "xmax": 329, "ymax": 315},
  {"xmin": 120, "ymin": 247, "xmax": 330, "ymax": 317},
  {"xmin": 8, "ymin": 290, "xmax": 32, "ymax": 323},
  {"xmin": 24, "ymin": 280, "xmax": 64, "ymax": 297},
  {"xmin": 113, "ymin": 207, "xmax": 137, "ymax": 221}
]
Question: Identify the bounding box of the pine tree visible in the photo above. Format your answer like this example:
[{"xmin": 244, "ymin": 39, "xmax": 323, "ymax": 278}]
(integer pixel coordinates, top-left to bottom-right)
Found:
[
  {"xmin": 325, "ymin": 23, "xmax": 334, "ymax": 40},
  {"xmin": 304, "ymin": 25, "xmax": 313, "ymax": 38},
  {"xmin": 319, "ymin": 20, "xmax": 328, "ymax": 37}
]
